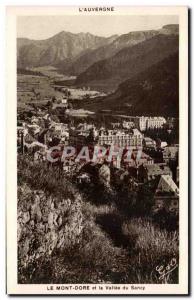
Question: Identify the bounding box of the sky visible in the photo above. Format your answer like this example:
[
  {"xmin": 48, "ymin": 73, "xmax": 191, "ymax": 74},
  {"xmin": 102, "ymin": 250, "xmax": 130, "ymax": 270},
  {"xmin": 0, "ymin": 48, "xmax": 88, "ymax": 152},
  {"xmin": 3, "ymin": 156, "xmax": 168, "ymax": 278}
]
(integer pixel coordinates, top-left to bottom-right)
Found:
[{"xmin": 17, "ymin": 15, "xmax": 179, "ymax": 40}]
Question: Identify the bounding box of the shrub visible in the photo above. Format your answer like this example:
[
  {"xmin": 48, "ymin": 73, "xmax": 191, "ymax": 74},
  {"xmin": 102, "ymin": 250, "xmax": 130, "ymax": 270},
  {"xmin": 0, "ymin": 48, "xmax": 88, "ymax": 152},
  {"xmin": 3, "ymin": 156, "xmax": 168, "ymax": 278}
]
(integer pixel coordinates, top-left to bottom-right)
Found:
[{"xmin": 122, "ymin": 218, "xmax": 179, "ymax": 283}]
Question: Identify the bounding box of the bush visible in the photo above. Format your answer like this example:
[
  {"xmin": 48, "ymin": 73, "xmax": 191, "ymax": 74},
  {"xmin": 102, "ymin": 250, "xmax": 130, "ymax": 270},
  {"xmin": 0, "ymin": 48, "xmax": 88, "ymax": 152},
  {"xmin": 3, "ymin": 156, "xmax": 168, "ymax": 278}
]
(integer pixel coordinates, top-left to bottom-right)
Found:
[{"xmin": 122, "ymin": 218, "xmax": 179, "ymax": 283}]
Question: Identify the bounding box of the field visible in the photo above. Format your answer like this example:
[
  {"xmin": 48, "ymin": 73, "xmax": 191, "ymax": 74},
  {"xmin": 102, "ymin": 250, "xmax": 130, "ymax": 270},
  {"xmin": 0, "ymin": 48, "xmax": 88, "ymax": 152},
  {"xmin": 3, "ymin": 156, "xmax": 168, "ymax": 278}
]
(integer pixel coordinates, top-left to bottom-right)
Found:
[
  {"xmin": 17, "ymin": 71, "xmax": 105, "ymax": 111},
  {"xmin": 17, "ymin": 73, "xmax": 65, "ymax": 111},
  {"xmin": 30, "ymin": 66, "xmax": 76, "ymax": 81}
]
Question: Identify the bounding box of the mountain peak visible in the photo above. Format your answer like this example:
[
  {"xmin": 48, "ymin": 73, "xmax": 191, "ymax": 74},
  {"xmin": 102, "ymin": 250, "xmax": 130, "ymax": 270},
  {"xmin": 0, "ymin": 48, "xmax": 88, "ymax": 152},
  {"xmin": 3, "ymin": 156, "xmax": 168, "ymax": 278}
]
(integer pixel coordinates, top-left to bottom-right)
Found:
[
  {"xmin": 17, "ymin": 30, "xmax": 108, "ymax": 68},
  {"xmin": 51, "ymin": 30, "xmax": 74, "ymax": 38}
]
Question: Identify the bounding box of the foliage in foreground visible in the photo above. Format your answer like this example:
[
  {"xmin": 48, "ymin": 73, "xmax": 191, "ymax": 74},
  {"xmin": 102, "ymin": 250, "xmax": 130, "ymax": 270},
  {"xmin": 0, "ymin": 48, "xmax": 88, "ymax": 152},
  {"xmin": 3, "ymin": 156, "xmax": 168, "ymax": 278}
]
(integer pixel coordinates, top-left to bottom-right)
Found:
[{"xmin": 18, "ymin": 155, "xmax": 179, "ymax": 284}]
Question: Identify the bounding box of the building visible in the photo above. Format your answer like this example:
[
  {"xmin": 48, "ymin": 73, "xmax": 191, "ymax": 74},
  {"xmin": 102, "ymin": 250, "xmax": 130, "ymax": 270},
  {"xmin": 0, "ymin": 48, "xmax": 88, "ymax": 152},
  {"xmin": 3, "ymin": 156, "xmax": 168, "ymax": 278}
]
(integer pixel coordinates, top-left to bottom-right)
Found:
[
  {"xmin": 123, "ymin": 150, "xmax": 154, "ymax": 168},
  {"xmin": 76, "ymin": 173, "xmax": 91, "ymax": 184},
  {"xmin": 69, "ymin": 130, "xmax": 89, "ymax": 147},
  {"xmin": 166, "ymin": 117, "xmax": 177, "ymax": 129},
  {"xmin": 98, "ymin": 128, "xmax": 143, "ymax": 148},
  {"xmin": 111, "ymin": 122, "xmax": 121, "ymax": 129},
  {"xmin": 52, "ymin": 103, "xmax": 68, "ymax": 110},
  {"xmin": 163, "ymin": 145, "xmax": 179, "ymax": 163},
  {"xmin": 138, "ymin": 163, "xmax": 172, "ymax": 182},
  {"xmin": 139, "ymin": 116, "xmax": 147, "ymax": 131},
  {"xmin": 111, "ymin": 157, "xmax": 121, "ymax": 169},
  {"xmin": 77, "ymin": 123, "xmax": 95, "ymax": 133},
  {"xmin": 51, "ymin": 123, "xmax": 69, "ymax": 139},
  {"xmin": 53, "ymin": 122, "xmax": 68, "ymax": 131},
  {"xmin": 69, "ymin": 127, "xmax": 143, "ymax": 149},
  {"xmin": 63, "ymin": 159, "xmax": 76, "ymax": 173},
  {"xmin": 66, "ymin": 109, "xmax": 95, "ymax": 117},
  {"xmin": 153, "ymin": 175, "xmax": 179, "ymax": 213},
  {"xmin": 147, "ymin": 117, "xmax": 166, "ymax": 129},
  {"xmin": 139, "ymin": 116, "xmax": 166, "ymax": 131},
  {"xmin": 122, "ymin": 121, "xmax": 134, "ymax": 129},
  {"xmin": 61, "ymin": 97, "xmax": 68, "ymax": 104},
  {"xmin": 143, "ymin": 137, "xmax": 156, "ymax": 149}
]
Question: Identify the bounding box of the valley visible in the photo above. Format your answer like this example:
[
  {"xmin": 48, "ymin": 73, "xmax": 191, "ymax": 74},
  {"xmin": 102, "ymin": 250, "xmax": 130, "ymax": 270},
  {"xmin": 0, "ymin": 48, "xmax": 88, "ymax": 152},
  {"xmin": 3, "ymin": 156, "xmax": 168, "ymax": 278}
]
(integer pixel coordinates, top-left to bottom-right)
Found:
[{"xmin": 16, "ymin": 19, "xmax": 180, "ymax": 286}]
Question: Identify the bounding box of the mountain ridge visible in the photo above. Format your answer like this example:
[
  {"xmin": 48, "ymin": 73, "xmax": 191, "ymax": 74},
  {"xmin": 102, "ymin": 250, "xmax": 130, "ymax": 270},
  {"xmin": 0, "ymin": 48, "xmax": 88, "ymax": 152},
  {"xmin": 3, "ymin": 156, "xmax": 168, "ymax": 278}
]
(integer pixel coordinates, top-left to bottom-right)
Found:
[
  {"xmin": 17, "ymin": 24, "xmax": 178, "ymax": 73},
  {"xmin": 80, "ymin": 52, "xmax": 179, "ymax": 117},
  {"xmin": 75, "ymin": 33, "xmax": 179, "ymax": 91},
  {"xmin": 17, "ymin": 31, "xmax": 114, "ymax": 68}
]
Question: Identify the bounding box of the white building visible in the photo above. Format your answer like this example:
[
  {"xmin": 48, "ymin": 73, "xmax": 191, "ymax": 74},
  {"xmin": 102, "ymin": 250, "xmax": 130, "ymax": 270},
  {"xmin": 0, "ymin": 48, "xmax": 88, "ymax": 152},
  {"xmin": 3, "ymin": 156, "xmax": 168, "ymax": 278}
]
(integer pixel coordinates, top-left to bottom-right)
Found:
[
  {"xmin": 122, "ymin": 121, "xmax": 135, "ymax": 129},
  {"xmin": 98, "ymin": 128, "xmax": 143, "ymax": 148},
  {"xmin": 147, "ymin": 117, "xmax": 166, "ymax": 129},
  {"xmin": 61, "ymin": 97, "xmax": 68, "ymax": 104},
  {"xmin": 139, "ymin": 116, "xmax": 166, "ymax": 131}
]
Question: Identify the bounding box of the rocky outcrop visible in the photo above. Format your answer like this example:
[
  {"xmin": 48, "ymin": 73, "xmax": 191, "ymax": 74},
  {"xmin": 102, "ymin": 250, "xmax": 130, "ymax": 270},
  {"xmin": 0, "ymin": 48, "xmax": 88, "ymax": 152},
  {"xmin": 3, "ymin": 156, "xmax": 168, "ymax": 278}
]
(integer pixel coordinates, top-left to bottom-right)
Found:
[{"xmin": 18, "ymin": 184, "xmax": 83, "ymax": 282}]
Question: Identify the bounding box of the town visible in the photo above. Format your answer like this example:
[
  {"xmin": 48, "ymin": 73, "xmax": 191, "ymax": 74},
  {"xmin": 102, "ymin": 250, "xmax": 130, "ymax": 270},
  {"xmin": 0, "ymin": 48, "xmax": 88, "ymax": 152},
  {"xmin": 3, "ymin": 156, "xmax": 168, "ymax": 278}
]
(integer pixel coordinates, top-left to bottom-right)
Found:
[
  {"xmin": 17, "ymin": 89, "xmax": 179, "ymax": 216},
  {"xmin": 16, "ymin": 19, "xmax": 180, "ymax": 285}
]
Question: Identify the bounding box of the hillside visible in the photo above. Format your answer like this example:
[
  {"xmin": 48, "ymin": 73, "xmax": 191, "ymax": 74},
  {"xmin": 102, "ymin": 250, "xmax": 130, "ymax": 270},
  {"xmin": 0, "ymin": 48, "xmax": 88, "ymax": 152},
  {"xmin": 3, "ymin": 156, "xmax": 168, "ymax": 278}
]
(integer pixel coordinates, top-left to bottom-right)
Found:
[
  {"xmin": 55, "ymin": 34, "xmax": 118, "ymax": 73},
  {"xmin": 18, "ymin": 154, "xmax": 178, "ymax": 284},
  {"xmin": 64, "ymin": 24, "xmax": 179, "ymax": 76},
  {"xmin": 67, "ymin": 30, "xmax": 158, "ymax": 75},
  {"xmin": 75, "ymin": 33, "xmax": 179, "ymax": 91},
  {"xmin": 80, "ymin": 52, "xmax": 179, "ymax": 117},
  {"xmin": 17, "ymin": 31, "xmax": 111, "ymax": 68}
]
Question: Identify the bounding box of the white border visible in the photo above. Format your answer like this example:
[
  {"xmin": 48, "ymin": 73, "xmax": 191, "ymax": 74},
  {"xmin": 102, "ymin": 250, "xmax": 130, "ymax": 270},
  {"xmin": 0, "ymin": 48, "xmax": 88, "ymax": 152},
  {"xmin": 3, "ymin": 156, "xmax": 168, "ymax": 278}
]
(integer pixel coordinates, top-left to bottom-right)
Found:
[{"xmin": 6, "ymin": 6, "xmax": 188, "ymax": 295}]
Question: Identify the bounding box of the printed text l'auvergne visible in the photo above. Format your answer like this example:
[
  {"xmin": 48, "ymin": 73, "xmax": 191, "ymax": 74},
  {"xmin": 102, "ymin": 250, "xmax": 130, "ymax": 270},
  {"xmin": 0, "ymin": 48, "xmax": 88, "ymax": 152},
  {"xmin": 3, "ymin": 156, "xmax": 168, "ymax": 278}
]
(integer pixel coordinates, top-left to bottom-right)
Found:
[{"xmin": 79, "ymin": 7, "xmax": 115, "ymax": 13}]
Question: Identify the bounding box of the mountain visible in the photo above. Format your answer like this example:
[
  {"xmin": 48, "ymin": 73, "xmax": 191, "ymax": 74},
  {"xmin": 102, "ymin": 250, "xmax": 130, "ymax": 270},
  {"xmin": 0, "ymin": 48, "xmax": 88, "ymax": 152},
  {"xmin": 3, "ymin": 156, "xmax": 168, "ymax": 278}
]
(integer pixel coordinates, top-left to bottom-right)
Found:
[
  {"xmin": 81, "ymin": 52, "xmax": 179, "ymax": 117},
  {"xmin": 17, "ymin": 24, "xmax": 178, "ymax": 73},
  {"xmin": 75, "ymin": 32, "xmax": 179, "ymax": 91},
  {"xmin": 66, "ymin": 30, "xmax": 158, "ymax": 75},
  {"xmin": 17, "ymin": 31, "xmax": 112, "ymax": 68},
  {"xmin": 67, "ymin": 24, "xmax": 179, "ymax": 76},
  {"xmin": 114, "ymin": 52, "xmax": 179, "ymax": 116},
  {"xmin": 55, "ymin": 34, "xmax": 119, "ymax": 73}
]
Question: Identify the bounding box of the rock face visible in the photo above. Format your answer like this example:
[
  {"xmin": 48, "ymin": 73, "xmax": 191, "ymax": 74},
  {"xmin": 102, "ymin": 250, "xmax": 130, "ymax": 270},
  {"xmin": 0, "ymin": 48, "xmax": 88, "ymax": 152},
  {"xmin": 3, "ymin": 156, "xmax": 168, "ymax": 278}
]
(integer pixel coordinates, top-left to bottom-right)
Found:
[{"xmin": 18, "ymin": 184, "xmax": 83, "ymax": 282}]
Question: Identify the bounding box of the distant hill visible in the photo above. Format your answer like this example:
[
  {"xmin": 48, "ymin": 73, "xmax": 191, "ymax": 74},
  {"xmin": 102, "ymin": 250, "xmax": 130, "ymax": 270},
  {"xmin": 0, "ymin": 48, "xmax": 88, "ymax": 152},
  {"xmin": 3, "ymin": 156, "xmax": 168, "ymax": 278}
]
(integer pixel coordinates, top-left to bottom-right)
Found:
[
  {"xmin": 80, "ymin": 52, "xmax": 179, "ymax": 117},
  {"xmin": 66, "ymin": 25, "xmax": 179, "ymax": 76},
  {"xmin": 66, "ymin": 30, "xmax": 158, "ymax": 75},
  {"xmin": 17, "ymin": 24, "xmax": 178, "ymax": 76},
  {"xmin": 75, "ymin": 32, "xmax": 179, "ymax": 91},
  {"xmin": 17, "ymin": 31, "xmax": 112, "ymax": 68}
]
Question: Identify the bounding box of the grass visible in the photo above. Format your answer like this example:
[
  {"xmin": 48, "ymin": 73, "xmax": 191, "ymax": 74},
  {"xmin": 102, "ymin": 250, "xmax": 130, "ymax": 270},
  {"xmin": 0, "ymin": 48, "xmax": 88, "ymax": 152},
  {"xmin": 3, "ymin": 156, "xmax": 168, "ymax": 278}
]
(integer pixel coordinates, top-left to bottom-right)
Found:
[
  {"xmin": 17, "ymin": 154, "xmax": 179, "ymax": 284},
  {"xmin": 17, "ymin": 74, "xmax": 64, "ymax": 105},
  {"xmin": 122, "ymin": 218, "xmax": 179, "ymax": 283}
]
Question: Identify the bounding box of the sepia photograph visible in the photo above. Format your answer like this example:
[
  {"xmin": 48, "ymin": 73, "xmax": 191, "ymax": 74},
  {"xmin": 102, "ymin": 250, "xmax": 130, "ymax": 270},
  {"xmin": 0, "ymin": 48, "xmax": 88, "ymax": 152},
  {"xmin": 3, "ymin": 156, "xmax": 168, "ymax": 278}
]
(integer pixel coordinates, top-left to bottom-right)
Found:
[{"xmin": 6, "ymin": 6, "xmax": 188, "ymax": 295}]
